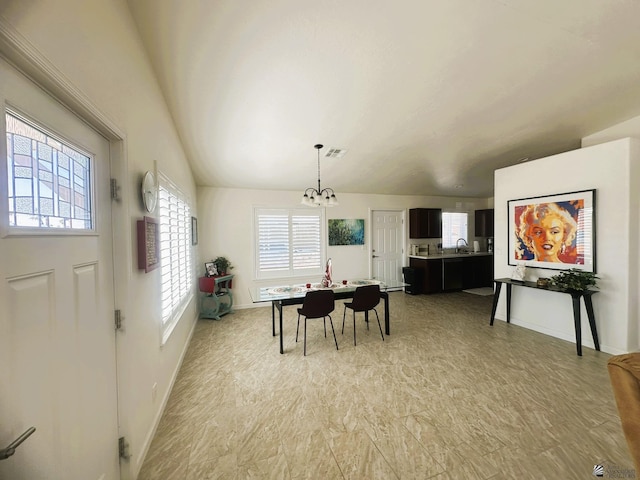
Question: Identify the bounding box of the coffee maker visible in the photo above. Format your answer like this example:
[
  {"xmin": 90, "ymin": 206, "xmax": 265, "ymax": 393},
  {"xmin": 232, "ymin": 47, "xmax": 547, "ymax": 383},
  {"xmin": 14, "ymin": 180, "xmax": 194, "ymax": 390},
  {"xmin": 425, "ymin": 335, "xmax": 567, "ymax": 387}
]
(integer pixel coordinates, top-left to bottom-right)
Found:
[{"xmin": 487, "ymin": 238, "xmax": 494, "ymax": 253}]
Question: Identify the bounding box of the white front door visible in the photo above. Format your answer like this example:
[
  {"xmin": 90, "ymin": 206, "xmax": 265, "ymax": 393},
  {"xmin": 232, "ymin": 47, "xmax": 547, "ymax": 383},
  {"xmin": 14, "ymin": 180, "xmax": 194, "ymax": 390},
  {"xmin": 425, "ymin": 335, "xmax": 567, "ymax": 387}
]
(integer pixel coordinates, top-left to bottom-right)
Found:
[
  {"xmin": 0, "ymin": 60, "xmax": 119, "ymax": 479},
  {"xmin": 371, "ymin": 210, "xmax": 405, "ymax": 282}
]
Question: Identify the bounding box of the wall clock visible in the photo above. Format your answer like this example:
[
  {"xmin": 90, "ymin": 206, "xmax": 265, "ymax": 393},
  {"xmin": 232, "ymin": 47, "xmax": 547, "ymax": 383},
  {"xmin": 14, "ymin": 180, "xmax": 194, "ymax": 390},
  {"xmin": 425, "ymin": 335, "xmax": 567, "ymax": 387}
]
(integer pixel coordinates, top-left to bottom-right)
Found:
[{"xmin": 141, "ymin": 171, "xmax": 158, "ymax": 213}]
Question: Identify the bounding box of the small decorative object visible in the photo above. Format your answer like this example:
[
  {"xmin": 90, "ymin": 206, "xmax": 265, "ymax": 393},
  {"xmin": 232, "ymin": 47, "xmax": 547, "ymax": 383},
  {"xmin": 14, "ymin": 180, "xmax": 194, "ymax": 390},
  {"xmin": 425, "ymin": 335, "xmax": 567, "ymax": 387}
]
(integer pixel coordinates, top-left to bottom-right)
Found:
[
  {"xmin": 536, "ymin": 278, "xmax": 549, "ymax": 288},
  {"xmin": 511, "ymin": 263, "xmax": 527, "ymax": 282},
  {"xmin": 213, "ymin": 256, "xmax": 232, "ymax": 275},
  {"xmin": 321, "ymin": 258, "xmax": 333, "ymax": 287},
  {"xmin": 137, "ymin": 216, "xmax": 160, "ymax": 272},
  {"xmin": 141, "ymin": 170, "xmax": 158, "ymax": 213},
  {"xmin": 205, "ymin": 262, "xmax": 217, "ymax": 277},
  {"xmin": 549, "ymin": 268, "xmax": 599, "ymax": 292}
]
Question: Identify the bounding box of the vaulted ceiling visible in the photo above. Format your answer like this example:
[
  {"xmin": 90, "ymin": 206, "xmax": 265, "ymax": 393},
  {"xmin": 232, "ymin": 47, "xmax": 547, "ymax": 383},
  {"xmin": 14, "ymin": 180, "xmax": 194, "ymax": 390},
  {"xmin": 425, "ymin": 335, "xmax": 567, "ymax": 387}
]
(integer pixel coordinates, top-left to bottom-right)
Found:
[{"xmin": 127, "ymin": 0, "xmax": 640, "ymax": 198}]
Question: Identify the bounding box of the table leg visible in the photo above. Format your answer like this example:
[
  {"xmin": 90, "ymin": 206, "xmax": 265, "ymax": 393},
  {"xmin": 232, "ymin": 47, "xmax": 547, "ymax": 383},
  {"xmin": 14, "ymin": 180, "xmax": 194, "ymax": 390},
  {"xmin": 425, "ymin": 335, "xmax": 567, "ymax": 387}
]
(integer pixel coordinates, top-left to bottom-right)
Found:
[
  {"xmin": 490, "ymin": 281, "xmax": 502, "ymax": 325},
  {"xmin": 383, "ymin": 292, "xmax": 390, "ymax": 335},
  {"xmin": 271, "ymin": 301, "xmax": 276, "ymax": 336},
  {"xmin": 506, "ymin": 284, "xmax": 512, "ymax": 323},
  {"xmin": 571, "ymin": 294, "xmax": 582, "ymax": 356},
  {"xmin": 583, "ymin": 294, "xmax": 600, "ymax": 351},
  {"xmin": 278, "ymin": 301, "xmax": 284, "ymax": 354}
]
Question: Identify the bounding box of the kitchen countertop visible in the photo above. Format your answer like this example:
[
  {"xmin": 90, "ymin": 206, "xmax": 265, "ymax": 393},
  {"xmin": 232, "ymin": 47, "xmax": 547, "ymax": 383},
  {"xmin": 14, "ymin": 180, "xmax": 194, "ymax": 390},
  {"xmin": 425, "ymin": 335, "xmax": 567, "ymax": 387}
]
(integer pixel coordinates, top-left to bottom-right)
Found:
[{"xmin": 409, "ymin": 252, "xmax": 493, "ymax": 260}]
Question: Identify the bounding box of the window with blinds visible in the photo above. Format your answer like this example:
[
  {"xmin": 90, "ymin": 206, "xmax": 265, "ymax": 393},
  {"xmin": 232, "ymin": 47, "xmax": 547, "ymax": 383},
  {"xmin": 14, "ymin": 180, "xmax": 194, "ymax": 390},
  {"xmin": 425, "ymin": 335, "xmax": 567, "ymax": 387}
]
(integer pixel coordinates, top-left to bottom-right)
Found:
[
  {"xmin": 442, "ymin": 212, "xmax": 468, "ymax": 248},
  {"xmin": 159, "ymin": 176, "xmax": 192, "ymax": 341},
  {"xmin": 255, "ymin": 208, "xmax": 323, "ymax": 279}
]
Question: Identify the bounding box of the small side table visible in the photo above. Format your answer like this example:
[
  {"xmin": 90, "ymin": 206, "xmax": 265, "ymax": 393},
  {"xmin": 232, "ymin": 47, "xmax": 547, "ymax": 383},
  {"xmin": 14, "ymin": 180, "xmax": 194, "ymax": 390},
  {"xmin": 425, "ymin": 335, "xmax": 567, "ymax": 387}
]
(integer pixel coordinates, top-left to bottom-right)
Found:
[{"xmin": 199, "ymin": 274, "xmax": 234, "ymax": 319}]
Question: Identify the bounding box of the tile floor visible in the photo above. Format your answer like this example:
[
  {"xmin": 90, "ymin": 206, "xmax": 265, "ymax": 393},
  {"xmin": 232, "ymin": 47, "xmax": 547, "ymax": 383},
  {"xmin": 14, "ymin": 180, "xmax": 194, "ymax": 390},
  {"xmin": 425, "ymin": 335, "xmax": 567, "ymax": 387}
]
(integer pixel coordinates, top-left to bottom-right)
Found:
[{"xmin": 138, "ymin": 291, "xmax": 634, "ymax": 479}]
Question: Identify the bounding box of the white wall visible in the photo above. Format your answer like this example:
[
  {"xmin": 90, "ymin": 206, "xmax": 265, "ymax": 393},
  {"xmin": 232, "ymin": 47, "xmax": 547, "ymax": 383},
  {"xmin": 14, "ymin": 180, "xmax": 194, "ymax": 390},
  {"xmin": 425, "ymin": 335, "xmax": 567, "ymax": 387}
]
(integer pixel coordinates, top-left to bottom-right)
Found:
[
  {"xmin": 197, "ymin": 187, "xmax": 491, "ymax": 308},
  {"xmin": 0, "ymin": 2, "xmax": 197, "ymax": 478},
  {"xmin": 582, "ymin": 115, "xmax": 640, "ymax": 351},
  {"xmin": 494, "ymin": 137, "xmax": 640, "ymax": 354}
]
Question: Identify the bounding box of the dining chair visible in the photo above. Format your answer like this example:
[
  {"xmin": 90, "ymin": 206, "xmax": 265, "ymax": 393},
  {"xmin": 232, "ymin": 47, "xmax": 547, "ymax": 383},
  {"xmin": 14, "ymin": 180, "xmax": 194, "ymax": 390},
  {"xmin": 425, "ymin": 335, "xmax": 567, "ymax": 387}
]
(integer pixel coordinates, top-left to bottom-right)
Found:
[
  {"xmin": 342, "ymin": 284, "xmax": 384, "ymax": 346},
  {"xmin": 296, "ymin": 289, "xmax": 338, "ymax": 356}
]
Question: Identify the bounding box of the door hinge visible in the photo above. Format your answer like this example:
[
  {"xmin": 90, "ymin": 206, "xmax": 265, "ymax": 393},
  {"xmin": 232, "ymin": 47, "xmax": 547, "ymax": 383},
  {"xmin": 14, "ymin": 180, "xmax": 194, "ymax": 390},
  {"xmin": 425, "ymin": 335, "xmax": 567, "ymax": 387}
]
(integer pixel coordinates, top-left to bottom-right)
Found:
[
  {"xmin": 110, "ymin": 178, "xmax": 121, "ymax": 201},
  {"xmin": 118, "ymin": 436, "xmax": 131, "ymax": 460},
  {"xmin": 115, "ymin": 309, "xmax": 123, "ymax": 330}
]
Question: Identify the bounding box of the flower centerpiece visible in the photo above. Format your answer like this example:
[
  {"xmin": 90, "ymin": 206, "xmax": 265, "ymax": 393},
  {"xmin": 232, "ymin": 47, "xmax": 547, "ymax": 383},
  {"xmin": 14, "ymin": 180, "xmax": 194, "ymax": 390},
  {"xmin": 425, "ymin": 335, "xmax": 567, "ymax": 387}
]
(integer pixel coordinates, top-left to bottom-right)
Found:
[{"xmin": 548, "ymin": 268, "xmax": 599, "ymax": 292}]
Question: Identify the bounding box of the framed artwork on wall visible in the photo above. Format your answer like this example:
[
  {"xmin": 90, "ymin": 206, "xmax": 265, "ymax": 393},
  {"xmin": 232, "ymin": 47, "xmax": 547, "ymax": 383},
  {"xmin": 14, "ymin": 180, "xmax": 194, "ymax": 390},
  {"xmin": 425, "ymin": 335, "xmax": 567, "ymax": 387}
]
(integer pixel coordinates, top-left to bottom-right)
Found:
[
  {"xmin": 507, "ymin": 189, "xmax": 596, "ymax": 272},
  {"xmin": 328, "ymin": 219, "xmax": 365, "ymax": 246},
  {"xmin": 137, "ymin": 216, "xmax": 160, "ymax": 273}
]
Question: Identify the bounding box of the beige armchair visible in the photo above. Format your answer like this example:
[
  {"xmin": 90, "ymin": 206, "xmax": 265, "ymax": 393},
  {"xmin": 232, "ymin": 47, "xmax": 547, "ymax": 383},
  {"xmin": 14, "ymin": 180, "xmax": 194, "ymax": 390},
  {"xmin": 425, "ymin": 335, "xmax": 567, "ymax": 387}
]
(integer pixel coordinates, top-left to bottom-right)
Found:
[{"xmin": 607, "ymin": 352, "xmax": 640, "ymax": 474}]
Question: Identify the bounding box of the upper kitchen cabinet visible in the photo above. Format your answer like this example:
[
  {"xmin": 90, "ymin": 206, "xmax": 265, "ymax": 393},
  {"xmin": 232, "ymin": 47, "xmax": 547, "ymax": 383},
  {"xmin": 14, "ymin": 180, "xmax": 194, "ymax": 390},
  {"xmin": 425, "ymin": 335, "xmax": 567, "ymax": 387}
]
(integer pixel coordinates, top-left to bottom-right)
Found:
[
  {"xmin": 409, "ymin": 208, "xmax": 442, "ymax": 238},
  {"xmin": 474, "ymin": 209, "xmax": 494, "ymax": 237}
]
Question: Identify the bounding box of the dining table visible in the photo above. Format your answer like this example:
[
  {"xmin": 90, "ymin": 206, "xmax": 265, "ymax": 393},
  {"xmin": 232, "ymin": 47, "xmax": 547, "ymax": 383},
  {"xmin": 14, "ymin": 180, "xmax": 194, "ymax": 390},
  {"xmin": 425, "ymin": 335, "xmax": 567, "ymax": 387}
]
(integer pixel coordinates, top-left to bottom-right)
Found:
[{"xmin": 249, "ymin": 279, "xmax": 406, "ymax": 354}]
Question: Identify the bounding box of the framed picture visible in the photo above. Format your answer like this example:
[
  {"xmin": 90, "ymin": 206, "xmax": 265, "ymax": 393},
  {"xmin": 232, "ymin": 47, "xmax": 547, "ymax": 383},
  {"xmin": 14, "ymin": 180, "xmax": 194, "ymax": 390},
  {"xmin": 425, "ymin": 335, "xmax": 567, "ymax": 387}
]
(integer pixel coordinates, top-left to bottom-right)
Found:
[
  {"xmin": 137, "ymin": 216, "xmax": 160, "ymax": 273},
  {"xmin": 507, "ymin": 189, "xmax": 596, "ymax": 272},
  {"xmin": 328, "ymin": 219, "xmax": 365, "ymax": 246},
  {"xmin": 191, "ymin": 216, "xmax": 198, "ymax": 245},
  {"xmin": 204, "ymin": 262, "xmax": 218, "ymax": 277}
]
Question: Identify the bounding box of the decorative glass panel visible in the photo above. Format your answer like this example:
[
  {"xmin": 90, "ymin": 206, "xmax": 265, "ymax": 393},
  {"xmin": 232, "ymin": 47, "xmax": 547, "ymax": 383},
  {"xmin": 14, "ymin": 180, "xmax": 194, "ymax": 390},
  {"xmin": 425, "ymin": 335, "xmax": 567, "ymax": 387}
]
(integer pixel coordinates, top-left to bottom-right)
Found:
[{"xmin": 5, "ymin": 111, "xmax": 94, "ymax": 230}]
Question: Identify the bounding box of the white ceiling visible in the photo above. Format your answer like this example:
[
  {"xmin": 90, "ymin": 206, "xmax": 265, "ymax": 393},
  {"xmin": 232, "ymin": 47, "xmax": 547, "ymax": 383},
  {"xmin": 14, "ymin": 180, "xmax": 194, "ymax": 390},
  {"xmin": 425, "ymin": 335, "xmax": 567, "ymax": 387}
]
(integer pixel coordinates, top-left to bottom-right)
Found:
[{"xmin": 127, "ymin": 0, "xmax": 640, "ymax": 198}]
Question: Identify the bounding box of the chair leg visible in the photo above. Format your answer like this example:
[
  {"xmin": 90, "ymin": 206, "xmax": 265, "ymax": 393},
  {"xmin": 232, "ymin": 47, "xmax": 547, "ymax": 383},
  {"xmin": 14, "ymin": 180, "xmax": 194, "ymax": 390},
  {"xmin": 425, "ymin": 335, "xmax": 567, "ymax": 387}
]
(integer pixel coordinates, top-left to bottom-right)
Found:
[
  {"xmin": 342, "ymin": 306, "xmax": 347, "ymax": 334},
  {"xmin": 328, "ymin": 314, "xmax": 339, "ymax": 351},
  {"xmin": 304, "ymin": 317, "xmax": 307, "ymax": 356},
  {"xmin": 374, "ymin": 309, "xmax": 384, "ymax": 341},
  {"xmin": 296, "ymin": 314, "xmax": 301, "ymax": 342},
  {"xmin": 353, "ymin": 311, "xmax": 357, "ymax": 346},
  {"xmin": 323, "ymin": 317, "xmax": 327, "ymax": 337},
  {"xmin": 365, "ymin": 310, "xmax": 370, "ymax": 330}
]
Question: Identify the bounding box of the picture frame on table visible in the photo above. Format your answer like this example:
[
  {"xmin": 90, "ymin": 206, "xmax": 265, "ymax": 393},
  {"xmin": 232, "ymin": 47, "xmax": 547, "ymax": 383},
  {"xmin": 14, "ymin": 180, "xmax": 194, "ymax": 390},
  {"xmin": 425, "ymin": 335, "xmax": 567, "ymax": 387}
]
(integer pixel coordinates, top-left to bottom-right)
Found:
[
  {"xmin": 204, "ymin": 262, "xmax": 218, "ymax": 277},
  {"xmin": 507, "ymin": 189, "xmax": 596, "ymax": 272}
]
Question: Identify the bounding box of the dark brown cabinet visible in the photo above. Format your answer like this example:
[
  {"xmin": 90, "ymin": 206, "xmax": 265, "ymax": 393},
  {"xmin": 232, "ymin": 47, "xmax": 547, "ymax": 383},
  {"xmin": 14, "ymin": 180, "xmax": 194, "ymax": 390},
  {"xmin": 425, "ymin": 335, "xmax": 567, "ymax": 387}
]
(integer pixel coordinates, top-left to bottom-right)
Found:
[
  {"xmin": 462, "ymin": 255, "xmax": 493, "ymax": 289},
  {"xmin": 409, "ymin": 257, "xmax": 443, "ymax": 294},
  {"xmin": 409, "ymin": 208, "xmax": 442, "ymax": 238},
  {"xmin": 474, "ymin": 209, "xmax": 494, "ymax": 237}
]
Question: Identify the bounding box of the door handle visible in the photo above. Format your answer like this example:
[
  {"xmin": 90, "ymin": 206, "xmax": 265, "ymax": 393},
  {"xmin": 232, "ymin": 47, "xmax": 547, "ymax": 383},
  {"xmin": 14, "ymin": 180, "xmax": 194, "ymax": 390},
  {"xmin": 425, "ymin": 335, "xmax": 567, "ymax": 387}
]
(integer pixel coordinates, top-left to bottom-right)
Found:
[
  {"xmin": 0, "ymin": 427, "xmax": 36, "ymax": 460},
  {"xmin": 372, "ymin": 255, "xmax": 379, "ymax": 258}
]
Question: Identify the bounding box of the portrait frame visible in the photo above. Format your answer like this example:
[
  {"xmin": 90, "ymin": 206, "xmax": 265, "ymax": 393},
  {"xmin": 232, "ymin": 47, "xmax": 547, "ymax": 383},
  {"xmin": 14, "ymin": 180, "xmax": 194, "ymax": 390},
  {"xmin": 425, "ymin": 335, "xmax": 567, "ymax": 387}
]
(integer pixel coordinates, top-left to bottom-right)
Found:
[
  {"xmin": 204, "ymin": 262, "xmax": 218, "ymax": 277},
  {"xmin": 507, "ymin": 189, "xmax": 596, "ymax": 272}
]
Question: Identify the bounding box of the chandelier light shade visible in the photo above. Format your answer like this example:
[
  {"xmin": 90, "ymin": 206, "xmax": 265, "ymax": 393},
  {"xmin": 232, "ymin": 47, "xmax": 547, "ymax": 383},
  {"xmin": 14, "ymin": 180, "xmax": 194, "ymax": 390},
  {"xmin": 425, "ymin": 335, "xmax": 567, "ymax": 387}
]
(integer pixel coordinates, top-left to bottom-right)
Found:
[{"xmin": 301, "ymin": 144, "xmax": 338, "ymax": 207}]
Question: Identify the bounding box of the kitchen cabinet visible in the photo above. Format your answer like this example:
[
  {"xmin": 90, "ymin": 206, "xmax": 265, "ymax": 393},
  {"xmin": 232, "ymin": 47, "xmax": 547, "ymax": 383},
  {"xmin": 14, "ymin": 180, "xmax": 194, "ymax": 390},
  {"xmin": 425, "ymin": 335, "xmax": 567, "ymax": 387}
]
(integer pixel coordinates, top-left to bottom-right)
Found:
[
  {"xmin": 462, "ymin": 255, "xmax": 493, "ymax": 289},
  {"xmin": 409, "ymin": 208, "xmax": 442, "ymax": 238},
  {"xmin": 474, "ymin": 209, "xmax": 494, "ymax": 237},
  {"xmin": 409, "ymin": 257, "xmax": 442, "ymax": 294}
]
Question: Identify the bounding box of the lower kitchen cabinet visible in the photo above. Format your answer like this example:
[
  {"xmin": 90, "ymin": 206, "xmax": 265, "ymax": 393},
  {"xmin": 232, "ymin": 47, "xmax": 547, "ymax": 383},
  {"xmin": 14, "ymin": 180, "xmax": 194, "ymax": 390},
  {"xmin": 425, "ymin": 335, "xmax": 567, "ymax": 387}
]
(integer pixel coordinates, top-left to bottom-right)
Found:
[
  {"xmin": 409, "ymin": 257, "xmax": 442, "ymax": 294},
  {"xmin": 409, "ymin": 255, "xmax": 493, "ymax": 293}
]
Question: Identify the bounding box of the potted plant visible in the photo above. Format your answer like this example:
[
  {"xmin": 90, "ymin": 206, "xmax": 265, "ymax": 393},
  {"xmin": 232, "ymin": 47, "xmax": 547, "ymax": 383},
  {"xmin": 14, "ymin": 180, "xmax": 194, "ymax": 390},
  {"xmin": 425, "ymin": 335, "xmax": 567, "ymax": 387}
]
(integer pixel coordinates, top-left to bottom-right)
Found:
[
  {"xmin": 548, "ymin": 268, "xmax": 599, "ymax": 292},
  {"xmin": 213, "ymin": 256, "xmax": 233, "ymax": 275}
]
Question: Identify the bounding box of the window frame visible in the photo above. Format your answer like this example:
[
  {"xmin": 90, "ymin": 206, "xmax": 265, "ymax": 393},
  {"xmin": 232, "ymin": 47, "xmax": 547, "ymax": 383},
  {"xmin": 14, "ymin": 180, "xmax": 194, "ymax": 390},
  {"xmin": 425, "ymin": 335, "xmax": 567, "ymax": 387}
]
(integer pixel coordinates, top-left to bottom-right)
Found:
[
  {"xmin": 254, "ymin": 206, "xmax": 326, "ymax": 281},
  {"xmin": 158, "ymin": 173, "xmax": 193, "ymax": 344},
  {"xmin": 3, "ymin": 107, "xmax": 97, "ymax": 237},
  {"xmin": 441, "ymin": 211, "xmax": 469, "ymax": 249}
]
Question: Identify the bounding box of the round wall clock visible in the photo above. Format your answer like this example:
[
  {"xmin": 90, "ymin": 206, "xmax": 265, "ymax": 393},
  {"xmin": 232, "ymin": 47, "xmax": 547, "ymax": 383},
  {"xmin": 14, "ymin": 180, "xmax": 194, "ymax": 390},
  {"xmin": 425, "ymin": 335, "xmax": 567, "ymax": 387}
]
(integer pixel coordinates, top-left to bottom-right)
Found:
[{"xmin": 141, "ymin": 170, "xmax": 158, "ymax": 213}]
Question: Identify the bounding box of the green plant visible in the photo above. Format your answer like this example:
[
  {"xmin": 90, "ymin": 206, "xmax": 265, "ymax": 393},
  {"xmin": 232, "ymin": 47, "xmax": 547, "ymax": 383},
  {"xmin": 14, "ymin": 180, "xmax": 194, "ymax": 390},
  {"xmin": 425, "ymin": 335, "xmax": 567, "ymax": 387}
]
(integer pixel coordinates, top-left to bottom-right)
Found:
[
  {"xmin": 549, "ymin": 268, "xmax": 598, "ymax": 292},
  {"xmin": 213, "ymin": 256, "xmax": 233, "ymax": 274}
]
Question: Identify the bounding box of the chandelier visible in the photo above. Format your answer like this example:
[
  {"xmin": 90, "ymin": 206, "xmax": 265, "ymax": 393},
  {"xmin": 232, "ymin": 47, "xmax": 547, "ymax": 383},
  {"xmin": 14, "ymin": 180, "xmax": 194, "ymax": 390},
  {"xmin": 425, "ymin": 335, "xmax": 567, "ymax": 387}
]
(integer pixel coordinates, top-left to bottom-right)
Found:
[{"xmin": 301, "ymin": 144, "xmax": 338, "ymax": 207}]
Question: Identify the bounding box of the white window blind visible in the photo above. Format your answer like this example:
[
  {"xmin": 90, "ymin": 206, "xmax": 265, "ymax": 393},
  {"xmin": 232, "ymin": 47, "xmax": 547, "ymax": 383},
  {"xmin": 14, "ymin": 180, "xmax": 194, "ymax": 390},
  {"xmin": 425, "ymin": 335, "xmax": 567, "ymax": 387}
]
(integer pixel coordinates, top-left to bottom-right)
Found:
[
  {"xmin": 159, "ymin": 176, "xmax": 192, "ymax": 339},
  {"xmin": 255, "ymin": 208, "xmax": 323, "ymax": 279},
  {"xmin": 442, "ymin": 212, "xmax": 468, "ymax": 248}
]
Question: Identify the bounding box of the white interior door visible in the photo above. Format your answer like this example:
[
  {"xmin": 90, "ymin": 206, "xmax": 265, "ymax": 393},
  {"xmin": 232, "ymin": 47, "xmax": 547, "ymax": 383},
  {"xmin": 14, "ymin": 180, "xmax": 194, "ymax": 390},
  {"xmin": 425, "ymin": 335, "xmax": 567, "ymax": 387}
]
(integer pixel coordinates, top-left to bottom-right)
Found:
[
  {"xmin": 371, "ymin": 210, "xmax": 404, "ymax": 282},
  {"xmin": 0, "ymin": 60, "xmax": 119, "ymax": 479}
]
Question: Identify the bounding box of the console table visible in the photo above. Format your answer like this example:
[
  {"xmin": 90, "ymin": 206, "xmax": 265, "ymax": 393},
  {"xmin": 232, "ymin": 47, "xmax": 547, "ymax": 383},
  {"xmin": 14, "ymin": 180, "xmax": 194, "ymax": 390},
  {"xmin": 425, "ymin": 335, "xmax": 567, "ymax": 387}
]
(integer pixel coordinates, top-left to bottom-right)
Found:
[
  {"xmin": 490, "ymin": 278, "xmax": 599, "ymax": 356},
  {"xmin": 199, "ymin": 274, "xmax": 234, "ymax": 319}
]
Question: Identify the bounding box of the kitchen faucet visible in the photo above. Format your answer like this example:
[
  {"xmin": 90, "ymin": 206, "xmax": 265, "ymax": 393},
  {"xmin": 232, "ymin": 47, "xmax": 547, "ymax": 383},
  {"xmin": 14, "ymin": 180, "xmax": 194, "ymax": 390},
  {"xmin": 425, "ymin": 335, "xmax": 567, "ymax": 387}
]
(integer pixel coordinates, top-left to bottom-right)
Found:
[{"xmin": 455, "ymin": 238, "xmax": 468, "ymax": 253}]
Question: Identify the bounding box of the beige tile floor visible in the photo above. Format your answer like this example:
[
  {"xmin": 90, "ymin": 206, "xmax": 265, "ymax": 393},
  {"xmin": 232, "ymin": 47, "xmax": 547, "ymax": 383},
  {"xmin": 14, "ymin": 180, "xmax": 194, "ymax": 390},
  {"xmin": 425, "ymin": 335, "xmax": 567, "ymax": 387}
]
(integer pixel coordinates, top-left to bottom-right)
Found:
[{"xmin": 138, "ymin": 291, "xmax": 635, "ymax": 480}]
